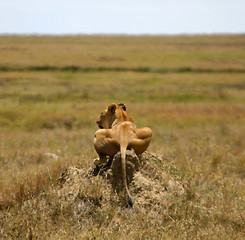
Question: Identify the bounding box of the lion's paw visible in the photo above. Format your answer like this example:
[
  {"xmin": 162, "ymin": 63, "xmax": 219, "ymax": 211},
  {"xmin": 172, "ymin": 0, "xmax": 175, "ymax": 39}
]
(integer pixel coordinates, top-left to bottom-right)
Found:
[{"xmin": 93, "ymin": 158, "xmax": 100, "ymax": 166}]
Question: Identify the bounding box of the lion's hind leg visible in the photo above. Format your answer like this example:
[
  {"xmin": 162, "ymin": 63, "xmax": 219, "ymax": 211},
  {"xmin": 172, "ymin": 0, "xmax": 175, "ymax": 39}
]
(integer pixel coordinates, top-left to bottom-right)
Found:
[
  {"xmin": 94, "ymin": 129, "xmax": 119, "ymax": 166},
  {"xmin": 131, "ymin": 127, "xmax": 152, "ymax": 155}
]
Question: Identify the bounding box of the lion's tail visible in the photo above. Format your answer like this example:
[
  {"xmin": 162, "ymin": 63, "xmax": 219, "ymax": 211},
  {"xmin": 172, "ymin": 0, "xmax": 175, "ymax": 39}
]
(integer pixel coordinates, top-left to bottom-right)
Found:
[{"xmin": 120, "ymin": 141, "xmax": 133, "ymax": 207}]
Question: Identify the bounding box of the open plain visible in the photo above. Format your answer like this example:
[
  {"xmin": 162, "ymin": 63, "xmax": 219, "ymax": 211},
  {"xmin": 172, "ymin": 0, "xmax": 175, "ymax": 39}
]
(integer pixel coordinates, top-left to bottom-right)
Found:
[{"xmin": 0, "ymin": 35, "xmax": 245, "ymax": 239}]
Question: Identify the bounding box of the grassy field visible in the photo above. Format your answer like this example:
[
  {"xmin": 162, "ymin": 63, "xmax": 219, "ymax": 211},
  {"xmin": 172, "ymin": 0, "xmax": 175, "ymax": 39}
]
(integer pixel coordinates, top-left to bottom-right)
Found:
[{"xmin": 0, "ymin": 35, "xmax": 245, "ymax": 239}]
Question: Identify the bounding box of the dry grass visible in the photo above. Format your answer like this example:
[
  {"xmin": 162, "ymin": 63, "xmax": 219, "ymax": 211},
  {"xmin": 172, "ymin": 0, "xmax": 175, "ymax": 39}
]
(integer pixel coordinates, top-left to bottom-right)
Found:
[
  {"xmin": 0, "ymin": 35, "xmax": 245, "ymax": 70},
  {"xmin": 0, "ymin": 35, "xmax": 245, "ymax": 239}
]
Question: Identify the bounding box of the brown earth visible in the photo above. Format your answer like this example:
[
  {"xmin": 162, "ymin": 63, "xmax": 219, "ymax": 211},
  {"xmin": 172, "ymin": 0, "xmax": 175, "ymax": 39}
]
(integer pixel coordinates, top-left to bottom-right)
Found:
[{"xmin": 58, "ymin": 151, "xmax": 185, "ymax": 211}]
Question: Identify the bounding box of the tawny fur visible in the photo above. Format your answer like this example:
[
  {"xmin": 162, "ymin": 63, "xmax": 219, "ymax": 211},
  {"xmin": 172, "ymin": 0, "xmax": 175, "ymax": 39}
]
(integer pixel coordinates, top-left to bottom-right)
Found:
[{"xmin": 94, "ymin": 103, "xmax": 152, "ymax": 207}]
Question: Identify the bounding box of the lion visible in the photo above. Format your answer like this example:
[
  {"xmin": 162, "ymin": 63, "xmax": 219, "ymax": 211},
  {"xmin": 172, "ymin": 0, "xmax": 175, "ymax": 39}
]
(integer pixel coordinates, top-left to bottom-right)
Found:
[{"xmin": 94, "ymin": 103, "xmax": 152, "ymax": 207}]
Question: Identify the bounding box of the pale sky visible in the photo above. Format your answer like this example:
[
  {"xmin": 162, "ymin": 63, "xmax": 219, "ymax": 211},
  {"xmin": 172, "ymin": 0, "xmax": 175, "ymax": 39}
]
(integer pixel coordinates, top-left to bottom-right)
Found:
[{"xmin": 0, "ymin": 0, "xmax": 244, "ymax": 35}]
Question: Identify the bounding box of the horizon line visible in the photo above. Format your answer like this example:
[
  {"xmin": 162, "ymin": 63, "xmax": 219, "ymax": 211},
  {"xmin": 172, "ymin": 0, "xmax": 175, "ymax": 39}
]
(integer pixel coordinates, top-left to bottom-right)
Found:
[{"xmin": 1, "ymin": 32, "xmax": 245, "ymax": 37}]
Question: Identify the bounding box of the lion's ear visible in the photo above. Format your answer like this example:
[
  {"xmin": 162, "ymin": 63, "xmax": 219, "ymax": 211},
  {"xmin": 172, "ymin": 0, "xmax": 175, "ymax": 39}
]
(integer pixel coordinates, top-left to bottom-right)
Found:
[
  {"xmin": 108, "ymin": 103, "xmax": 117, "ymax": 113},
  {"xmin": 118, "ymin": 103, "xmax": 126, "ymax": 111}
]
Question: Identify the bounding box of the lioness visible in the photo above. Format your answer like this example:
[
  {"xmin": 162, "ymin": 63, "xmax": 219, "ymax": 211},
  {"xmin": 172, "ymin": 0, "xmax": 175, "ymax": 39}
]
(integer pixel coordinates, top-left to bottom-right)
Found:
[{"xmin": 94, "ymin": 103, "xmax": 152, "ymax": 207}]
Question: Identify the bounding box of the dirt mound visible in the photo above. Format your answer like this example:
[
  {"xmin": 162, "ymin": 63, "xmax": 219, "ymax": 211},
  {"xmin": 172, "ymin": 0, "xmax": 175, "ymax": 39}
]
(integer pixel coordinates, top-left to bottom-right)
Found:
[{"xmin": 58, "ymin": 151, "xmax": 185, "ymax": 209}]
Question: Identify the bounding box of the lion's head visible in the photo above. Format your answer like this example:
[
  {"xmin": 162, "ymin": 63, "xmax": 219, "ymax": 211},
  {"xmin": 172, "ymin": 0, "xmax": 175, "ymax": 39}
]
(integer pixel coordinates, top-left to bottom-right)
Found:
[{"xmin": 96, "ymin": 103, "xmax": 129, "ymax": 129}]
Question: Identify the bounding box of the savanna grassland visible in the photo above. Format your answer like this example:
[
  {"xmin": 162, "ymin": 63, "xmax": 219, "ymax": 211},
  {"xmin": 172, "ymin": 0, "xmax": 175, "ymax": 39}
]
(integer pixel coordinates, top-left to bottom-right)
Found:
[{"xmin": 0, "ymin": 35, "xmax": 245, "ymax": 239}]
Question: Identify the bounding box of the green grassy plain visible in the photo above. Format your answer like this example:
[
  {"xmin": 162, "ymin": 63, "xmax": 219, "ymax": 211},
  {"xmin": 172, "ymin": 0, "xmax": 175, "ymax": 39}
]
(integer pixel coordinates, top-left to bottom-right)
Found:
[{"xmin": 0, "ymin": 35, "xmax": 245, "ymax": 239}]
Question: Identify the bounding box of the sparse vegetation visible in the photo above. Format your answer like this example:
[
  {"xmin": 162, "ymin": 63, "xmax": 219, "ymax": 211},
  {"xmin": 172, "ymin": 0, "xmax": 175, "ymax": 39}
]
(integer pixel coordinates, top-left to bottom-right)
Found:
[{"xmin": 0, "ymin": 35, "xmax": 245, "ymax": 239}]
